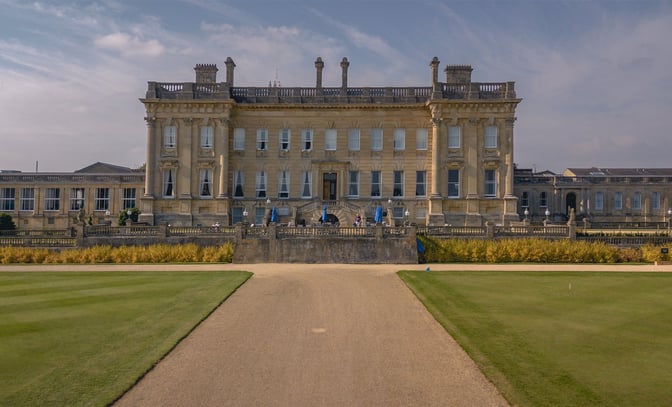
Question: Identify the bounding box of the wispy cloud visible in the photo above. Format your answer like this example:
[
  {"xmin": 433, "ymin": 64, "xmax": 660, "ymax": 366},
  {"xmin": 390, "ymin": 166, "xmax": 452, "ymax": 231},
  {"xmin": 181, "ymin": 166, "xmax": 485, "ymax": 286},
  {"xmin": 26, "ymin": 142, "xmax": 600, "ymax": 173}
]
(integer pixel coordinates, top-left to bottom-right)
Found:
[{"xmin": 94, "ymin": 32, "xmax": 165, "ymax": 57}]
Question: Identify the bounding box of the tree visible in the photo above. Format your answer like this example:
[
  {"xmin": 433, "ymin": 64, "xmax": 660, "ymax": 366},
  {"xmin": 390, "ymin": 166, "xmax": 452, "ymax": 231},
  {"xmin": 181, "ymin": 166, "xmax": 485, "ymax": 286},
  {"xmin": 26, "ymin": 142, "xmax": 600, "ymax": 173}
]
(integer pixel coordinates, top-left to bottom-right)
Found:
[
  {"xmin": 118, "ymin": 208, "xmax": 141, "ymax": 226},
  {"xmin": 0, "ymin": 213, "xmax": 16, "ymax": 231}
]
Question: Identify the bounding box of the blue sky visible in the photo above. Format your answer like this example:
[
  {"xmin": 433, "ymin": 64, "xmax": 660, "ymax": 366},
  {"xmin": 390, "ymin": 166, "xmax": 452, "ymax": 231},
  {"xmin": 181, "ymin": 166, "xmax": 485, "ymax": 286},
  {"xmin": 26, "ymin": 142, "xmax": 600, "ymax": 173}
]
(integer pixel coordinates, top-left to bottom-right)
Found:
[{"xmin": 1, "ymin": 0, "xmax": 671, "ymax": 173}]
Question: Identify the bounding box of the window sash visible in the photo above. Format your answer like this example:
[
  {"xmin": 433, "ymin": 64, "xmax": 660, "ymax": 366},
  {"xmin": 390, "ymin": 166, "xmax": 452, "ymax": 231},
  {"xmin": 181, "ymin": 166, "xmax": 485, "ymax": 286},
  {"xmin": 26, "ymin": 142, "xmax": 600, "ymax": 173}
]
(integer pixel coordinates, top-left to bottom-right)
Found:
[
  {"xmin": 200, "ymin": 126, "xmax": 213, "ymax": 148},
  {"xmin": 632, "ymin": 192, "xmax": 642, "ymax": 210},
  {"xmin": 278, "ymin": 171, "xmax": 289, "ymax": 199},
  {"xmin": 521, "ymin": 191, "xmax": 529, "ymax": 207},
  {"xmin": 371, "ymin": 171, "xmax": 381, "ymax": 197},
  {"xmin": 325, "ymin": 129, "xmax": 337, "ymax": 151},
  {"xmin": 415, "ymin": 171, "xmax": 426, "ymax": 197},
  {"xmin": 164, "ymin": 126, "xmax": 177, "ymax": 148},
  {"xmin": 652, "ymin": 192, "xmax": 661, "ymax": 210},
  {"xmin": 233, "ymin": 128, "xmax": 245, "ymax": 150},
  {"xmin": 393, "ymin": 128, "xmax": 405, "ymax": 151},
  {"xmin": 255, "ymin": 171, "xmax": 267, "ymax": 198},
  {"xmin": 484, "ymin": 125, "xmax": 497, "ymax": 148},
  {"xmin": 348, "ymin": 128, "xmax": 360, "ymax": 151},
  {"xmin": 122, "ymin": 188, "xmax": 136, "ymax": 209},
  {"xmin": 200, "ymin": 169, "xmax": 213, "ymax": 197},
  {"xmin": 539, "ymin": 192, "xmax": 548, "ymax": 207},
  {"xmin": 595, "ymin": 191, "xmax": 604, "ymax": 210},
  {"xmin": 233, "ymin": 171, "xmax": 244, "ymax": 198},
  {"xmin": 0, "ymin": 188, "xmax": 15, "ymax": 211},
  {"xmin": 393, "ymin": 171, "xmax": 404, "ymax": 197},
  {"xmin": 20, "ymin": 188, "xmax": 35, "ymax": 211},
  {"xmin": 348, "ymin": 171, "xmax": 359, "ymax": 197},
  {"xmin": 279, "ymin": 129, "xmax": 290, "ymax": 151},
  {"xmin": 416, "ymin": 128, "xmax": 428, "ymax": 150},
  {"xmin": 256, "ymin": 129, "xmax": 268, "ymax": 150},
  {"xmin": 301, "ymin": 129, "xmax": 313, "ymax": 151},
  {"xmin": 371, "ymin": 128, "xmax": 383, "ymax": 151},
  {"xmin": 163, "ymin": 169, "xmax": 175, "ymax": 197},
  {"xmin": 448, "ymin": 170, "xmax": 460, "ymax": 198},
  {"xmin": 95, "ymin": 188, "xmax": 110, "ymax": 211},
  {"xmin": 448, "ymin": 126, "xmax": 461, "ymax": 149},
  {"xmin": 45, "ymin": 188, "xmax": 60, "ymax": 211},
  {"xmin": 70, "ymin": 188, "xmax": 85, "ymax": 211},
  {"xmin": 484, "ymin": 169, "xmax": 496, "ymax": 197},
  {"xmin": 301, "ymin": 171, "xmax": 312, "ymax": 198},
  {"xmin": 614, "ymin": 192, "xmax": 623, "ymax": 210}
]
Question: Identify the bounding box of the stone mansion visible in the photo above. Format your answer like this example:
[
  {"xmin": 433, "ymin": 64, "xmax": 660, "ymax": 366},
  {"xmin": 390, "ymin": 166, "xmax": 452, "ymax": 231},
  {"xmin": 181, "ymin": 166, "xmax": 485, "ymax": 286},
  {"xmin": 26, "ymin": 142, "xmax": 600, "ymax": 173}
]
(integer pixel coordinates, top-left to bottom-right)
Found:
[{"xmin": 1, "ymin": 57, "xmax": 671, "ymax": 229}]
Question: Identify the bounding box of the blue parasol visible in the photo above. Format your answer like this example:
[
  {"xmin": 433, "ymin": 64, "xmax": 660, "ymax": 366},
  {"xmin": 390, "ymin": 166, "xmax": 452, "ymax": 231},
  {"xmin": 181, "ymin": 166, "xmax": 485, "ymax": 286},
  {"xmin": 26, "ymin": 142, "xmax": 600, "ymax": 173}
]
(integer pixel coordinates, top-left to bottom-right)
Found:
[
  {"xmin": 270, "ymin": 207, "xmax": 278, "ymax": 223},
  {"xmin": 322, "ymin": 206, "xmax": 328, "ymax": 223},
  {"xmin": 374, "ymin": 205, "xmax": 383, "ymax": 223}
]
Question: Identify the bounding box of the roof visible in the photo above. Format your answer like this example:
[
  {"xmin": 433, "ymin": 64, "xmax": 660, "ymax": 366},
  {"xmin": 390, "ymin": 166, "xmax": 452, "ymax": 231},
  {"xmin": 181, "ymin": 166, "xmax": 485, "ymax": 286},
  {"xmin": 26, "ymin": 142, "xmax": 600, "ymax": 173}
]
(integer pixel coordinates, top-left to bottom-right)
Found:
[
  {"xmin": 564, "ymin": 168, "xmax": 672, "ymax": 177},
  {"xmin": 75, "ymin": 162, "xmax": 139, "ymax": 174}
]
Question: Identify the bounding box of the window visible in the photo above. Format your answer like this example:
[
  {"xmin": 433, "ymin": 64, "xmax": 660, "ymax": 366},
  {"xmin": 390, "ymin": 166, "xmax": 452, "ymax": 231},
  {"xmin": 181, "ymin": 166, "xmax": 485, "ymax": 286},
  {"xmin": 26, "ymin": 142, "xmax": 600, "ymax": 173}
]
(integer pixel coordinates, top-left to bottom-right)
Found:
[
  {"xmin": 163, "ymin": 168, "xmax": 175, "ymax": 197},
  {"xmin": 448, "ymin": 126, "xmax": 461, "ymax": 149},
  {"xmin": 348, "ymin": 171, "xmax": 359, "ymax": 197},
  {"xmin": 278, "ymin": 171, "xmax": 289, "ymax": 199},
  {"xmin": 301, "ymin": 129, "xmax": 313, "ymax": 151},
  {"xmin": 652, "ymin": 192, "xmax": 661, "ymax": 210},
  {"xmin": 200, "ymin": 126, "xmax": 213, "ymax": 148},
  {"xmin": 301, "ymin": 171, "xmax": 312, "ymax": 198},
  {"xmin": 614, "ymin": 192, "xmax": 623, "ymax": 210},
  {"xmin": 393, "ymin": 171, "xmax": 404, "ymax": 197},
  {"xmin": 95, "ymin": 188, "xmax": 110, "ymax": 211},
  {"xmin": 233, "ymin": 128, "xmax": 245, "ymax": 150},
  {"xmin": 485, "ymin": 125, "xmax": 497, "ymax": 148},
  {"xmin": 521, "ymin": 191, "xmax": 529, "ymax": 207},
  {"xmin": 484, "ymin": 169, "xmax": 497, "ymax": 197},
  {"xmin": 393, "ymin": 128, "xmax": 405, "ymax": 151},
  {"xmin": 348, "ymin": 128, "xmax": 360, "ymax": 151},
  {"xmin": 70, "ymin": 188, "xmax": 85, "ymax": 211},
  {"xmin": 45, "ymin": 188, "xmax": 60, "ymax": 211},
  {"xmin": 325, "ymin": 129, "xmax": 337, "ymax": 151},
  {"xmin": 20, "ymin": 188, "xmax": 34, "ymax": 211},
  {"xmin": 415, "ymin": 171, "xmax": 426, "ymax": 197},
  {"xmin": 0, "ymin": 188, "xmax": 15, "ymax": 211},
  {"xmin": 416, "ymin": 128, "xmax": 428, "ymax": 150},
  {"xmin": 594, "ymin": 191, "xmax": 604, "ymax": 210},
  {"xmin": 393, "ymin": 207, "xmax": 404, "ymax": 220},
  {"xmin": 255, "ymin": 171, "xmax": 267, "ymax": 198},
  {"xmin": 448, "ymin": 170, "xmax": 460, "ymax": 198},
  {"xmin": 256, "ymin": 128, "xmax": 268, "ymax": 150},
  {"xmin": 232, "ymin": 207, "xmax": 244, "ymax": 225},
  {"xmin": 254, "ymin": 207, "xmax": 265, "ymax": 225},
  {"xmin": 539, "ymin": 191, "xmax": 548, "ymax": 207},
  {"xmin": 233, "ymin": 171, "xmax": 244, "ymax": 198},
  {"xmin": 632, "ymin": 192, "xmax": 642, "ymax": 210},
  {"xmin": 123, "ymin": 188, "xmax": 136, "ymax": 209},
  {"xmin": 371, "ymin": 171, "xmax": 381, "ymax": 197},
  {"xmin": 200, "ymin": 169, "xmax": 213, "ymax": 197},
  {"xmin": 371, "ymin": 128, "xmax": 383, "ymax": 151},
  {"xmin": 163, "ymin": 125, "xmax": 177, "ymax": 148},
  {"xmin": 279, "ymin": 129, "xmax": 290, "ymax": 151}
]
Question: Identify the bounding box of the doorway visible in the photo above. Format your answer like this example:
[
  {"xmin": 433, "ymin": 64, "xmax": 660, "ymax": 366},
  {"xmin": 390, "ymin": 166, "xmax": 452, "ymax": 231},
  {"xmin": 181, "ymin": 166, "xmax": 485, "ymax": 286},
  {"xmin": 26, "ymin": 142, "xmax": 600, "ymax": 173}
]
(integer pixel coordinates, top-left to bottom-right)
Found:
[
  {"xmin": 566, "ymin": 192, "xmax": 577, "ymax": 216},
  {"xmin": 322, "ymin": 173, "xmax": 337, "ymax": 200}
]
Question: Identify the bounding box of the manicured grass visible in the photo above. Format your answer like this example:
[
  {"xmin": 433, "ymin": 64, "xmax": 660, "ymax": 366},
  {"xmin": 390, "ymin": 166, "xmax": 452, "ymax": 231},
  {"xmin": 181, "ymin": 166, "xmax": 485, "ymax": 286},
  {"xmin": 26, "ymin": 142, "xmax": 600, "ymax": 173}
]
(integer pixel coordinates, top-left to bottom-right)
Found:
[
  {"xmin": 398, "ymin": 270, "xmax": 672, "ymax": 407},
  {"xmin": 0, "ymin": 271, "xmax": 251, "ymax": 407}
]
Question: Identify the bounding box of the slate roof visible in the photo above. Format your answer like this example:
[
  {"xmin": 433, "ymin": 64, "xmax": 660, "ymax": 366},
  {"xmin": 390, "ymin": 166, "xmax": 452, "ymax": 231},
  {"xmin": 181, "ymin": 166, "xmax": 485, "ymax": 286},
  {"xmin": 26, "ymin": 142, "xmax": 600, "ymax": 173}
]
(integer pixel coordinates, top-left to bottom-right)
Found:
[{"xmin": 75, "ymin": 162, "xmax": 139, "ymax": 174}]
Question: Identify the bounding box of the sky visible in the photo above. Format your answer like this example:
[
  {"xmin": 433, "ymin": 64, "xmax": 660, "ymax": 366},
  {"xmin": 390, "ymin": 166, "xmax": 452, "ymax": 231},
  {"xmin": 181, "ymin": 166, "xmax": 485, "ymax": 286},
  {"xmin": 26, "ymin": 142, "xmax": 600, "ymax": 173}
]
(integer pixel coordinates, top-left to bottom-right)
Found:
[{"xmin": 1, "ymin": 0, "xmax": 671, "ymax": 174}]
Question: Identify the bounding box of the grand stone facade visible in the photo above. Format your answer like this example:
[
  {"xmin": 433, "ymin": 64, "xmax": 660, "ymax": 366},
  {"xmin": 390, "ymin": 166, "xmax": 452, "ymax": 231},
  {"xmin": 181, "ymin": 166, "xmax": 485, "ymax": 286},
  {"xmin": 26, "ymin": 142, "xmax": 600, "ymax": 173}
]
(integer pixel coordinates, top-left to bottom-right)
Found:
[{"xmin": 138, "ymin": 57, "xmax": 521, "ymax": 227}]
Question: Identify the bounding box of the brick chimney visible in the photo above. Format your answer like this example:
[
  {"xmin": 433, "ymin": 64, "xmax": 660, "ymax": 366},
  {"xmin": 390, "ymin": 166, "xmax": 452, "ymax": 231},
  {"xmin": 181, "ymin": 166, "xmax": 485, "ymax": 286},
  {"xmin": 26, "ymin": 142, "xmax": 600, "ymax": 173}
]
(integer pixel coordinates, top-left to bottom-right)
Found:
[
  {"xmin": 315, "ymin": 57, "xmax": 324, "ymax": 89},
  {"xmin": 225, "ymin": 57, "xmax": 236, "ymax": 86},
  {"xmin": 340, "ymin": 57, "xmax": 349, "ymax": 89}
]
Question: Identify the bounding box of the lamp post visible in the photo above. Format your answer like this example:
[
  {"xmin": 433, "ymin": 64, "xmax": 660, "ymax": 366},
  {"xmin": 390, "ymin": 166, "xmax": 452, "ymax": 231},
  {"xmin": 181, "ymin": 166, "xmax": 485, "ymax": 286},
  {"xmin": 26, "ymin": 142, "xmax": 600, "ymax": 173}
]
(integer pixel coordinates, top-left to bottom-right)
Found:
[
  {"xmin": 524, "ymin": 208, "xmax": 529, "ymax": 224},
  {"xmin": 242, "ymin": 209, "xmax": 248, "ymax": 226},
  {"xmin": 544, "ymin": 208, "xmax": 550, "ymax": 225},
  {"xmin": 404, "ymin": 209, "xmax": 410, "ymax": 227}
]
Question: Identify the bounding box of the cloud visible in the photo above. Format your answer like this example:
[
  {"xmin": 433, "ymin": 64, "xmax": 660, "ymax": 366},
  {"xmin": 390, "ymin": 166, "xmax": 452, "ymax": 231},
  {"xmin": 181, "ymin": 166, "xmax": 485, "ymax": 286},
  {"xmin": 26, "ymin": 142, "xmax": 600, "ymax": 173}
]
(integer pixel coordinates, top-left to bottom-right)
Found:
[{"xmin": 94, "ymin": 32, "xmax": 165, "ymax": 57}]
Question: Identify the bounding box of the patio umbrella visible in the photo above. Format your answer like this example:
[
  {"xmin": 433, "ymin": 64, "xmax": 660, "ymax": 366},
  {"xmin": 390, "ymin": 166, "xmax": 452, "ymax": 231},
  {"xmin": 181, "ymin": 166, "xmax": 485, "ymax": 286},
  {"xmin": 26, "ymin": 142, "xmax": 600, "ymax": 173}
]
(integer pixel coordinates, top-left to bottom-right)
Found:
[
  {"xmin": 270, "ymin": 207, "xmax": 278, "ymax": 223},
  {"xmin": 374, "ymin": 205, "xmax": 383, "ymax": 223},
  {"xmin": 322, "ymin": 206, "xmax": 328, "ymax": 223}
]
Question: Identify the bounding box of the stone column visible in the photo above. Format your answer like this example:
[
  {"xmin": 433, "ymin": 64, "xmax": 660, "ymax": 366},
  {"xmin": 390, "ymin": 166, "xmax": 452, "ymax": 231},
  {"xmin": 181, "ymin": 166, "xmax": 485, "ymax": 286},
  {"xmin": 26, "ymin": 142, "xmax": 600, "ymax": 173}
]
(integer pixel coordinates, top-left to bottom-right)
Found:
[
  {"xmin": 216, "ymin": 118, "xmax": 229, "ymax": 198},
  {"xmin": 503, "ymin": 118, "xmax": 516, "ymax": 198},
  {"xmin": 430, "ymin": 117, "xmax": 442, "ymax": 197},
  {"xmin": 178, "ymin": 118, "xmax": 193, "ymax": 199},
  {"xmin": 144, "ymin": 117, "xmax": 156, "ymax": 197}
]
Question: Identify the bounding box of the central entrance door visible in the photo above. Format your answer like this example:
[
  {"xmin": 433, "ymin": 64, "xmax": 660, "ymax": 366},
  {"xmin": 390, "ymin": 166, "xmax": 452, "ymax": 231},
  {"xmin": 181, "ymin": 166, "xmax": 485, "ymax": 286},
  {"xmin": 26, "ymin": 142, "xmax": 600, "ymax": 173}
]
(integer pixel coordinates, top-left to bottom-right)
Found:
[{"xmin": 323, "ymin": 173, "xmax": 337, "ymax": 200}]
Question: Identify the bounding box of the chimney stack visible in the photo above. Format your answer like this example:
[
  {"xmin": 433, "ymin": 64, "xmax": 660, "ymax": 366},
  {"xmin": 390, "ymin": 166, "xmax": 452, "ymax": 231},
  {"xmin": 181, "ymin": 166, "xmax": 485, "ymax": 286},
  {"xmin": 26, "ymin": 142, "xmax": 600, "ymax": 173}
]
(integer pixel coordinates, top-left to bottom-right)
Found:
[
  {"xmin": 340, "ymin": 57, "xmax": 349, "ymax": 89},
  {"xmin": 445, "ymin": 65, "xmax": 473, "ymax": 84},
  {"xmin": 430, "ymin": 57, "xmax": 440, "ymax": 86},
  {"xmin": 315, "ymin": 57, "xmax": 324, "ymax": 90},
  {"xmin": 225, "ymin": 57, "xmax": 236, "ymax": 86},
  {"xmin": 194, "ymin": 64, "xmax": 218, "ymax": 83}
]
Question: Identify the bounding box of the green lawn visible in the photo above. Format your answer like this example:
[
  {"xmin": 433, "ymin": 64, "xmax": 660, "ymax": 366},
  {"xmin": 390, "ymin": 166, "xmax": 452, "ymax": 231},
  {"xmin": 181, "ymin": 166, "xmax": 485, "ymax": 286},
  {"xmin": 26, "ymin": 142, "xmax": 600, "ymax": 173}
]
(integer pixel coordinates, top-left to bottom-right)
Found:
[
  {"xmin": 398, "ymin": 270, "xmax": 672, "ymax": 407},
  {"xmin": 0, "ymin": 270, "xmax": 251, "ymax": 407}
]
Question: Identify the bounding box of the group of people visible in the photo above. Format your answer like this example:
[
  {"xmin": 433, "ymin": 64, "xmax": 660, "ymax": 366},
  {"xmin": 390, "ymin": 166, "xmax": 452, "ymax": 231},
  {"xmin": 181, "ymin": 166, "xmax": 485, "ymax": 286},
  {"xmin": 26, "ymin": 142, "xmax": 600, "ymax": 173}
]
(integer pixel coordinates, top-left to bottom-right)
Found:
[{"xmin": 353, "ymin": 214, "xmax": 362, "ymax": 227}]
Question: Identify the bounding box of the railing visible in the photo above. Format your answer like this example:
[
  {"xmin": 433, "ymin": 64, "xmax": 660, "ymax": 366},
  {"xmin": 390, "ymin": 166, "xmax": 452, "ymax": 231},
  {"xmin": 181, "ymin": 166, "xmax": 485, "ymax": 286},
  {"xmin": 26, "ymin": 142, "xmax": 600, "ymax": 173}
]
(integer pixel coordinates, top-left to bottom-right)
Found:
[
  {"xmin": 0, "ymin": 237, "xmax": 77, "ymax": 247},
  {"xmin": 85, "ymin": 225, "xmax": 160, "ymax": 236},
  {"xmin": 418, "ymin": 226, "xmax": 486, "ymax": 236},
  {"xmin": 0, "ymin": 229, "xmax": 72, "ymax": 237},
  {"xmin": 276, "ymin": 226, "xmax": 375, "ymax": 238},
  {"xmin": 167, "ymin": 225, "xmax": 236, "ymax": 237}
]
